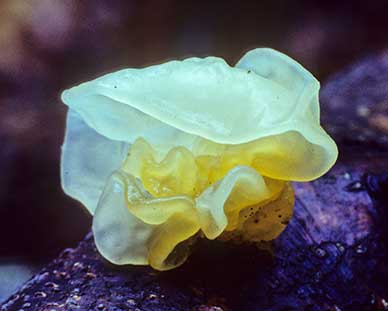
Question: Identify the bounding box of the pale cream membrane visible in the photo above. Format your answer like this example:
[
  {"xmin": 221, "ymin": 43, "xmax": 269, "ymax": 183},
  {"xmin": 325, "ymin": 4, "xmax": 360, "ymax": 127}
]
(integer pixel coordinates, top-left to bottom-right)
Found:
[{"xmin": 61, "ymin": 48, "xmax": 338, "ymax": 270}]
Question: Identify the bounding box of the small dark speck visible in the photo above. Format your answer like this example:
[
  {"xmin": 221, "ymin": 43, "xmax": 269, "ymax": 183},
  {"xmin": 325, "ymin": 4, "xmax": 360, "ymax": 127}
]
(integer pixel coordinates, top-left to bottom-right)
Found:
[
  {"xmin": 278, "ymin": 215, "xmax": 282, "ymax": 218},
  {"xmin": 247, "ymin": 70, "xmax": 251, "ymax": 74},
  {"xmin": 114, "ymin": 86, "xmax": 117, "ymax": 88}
]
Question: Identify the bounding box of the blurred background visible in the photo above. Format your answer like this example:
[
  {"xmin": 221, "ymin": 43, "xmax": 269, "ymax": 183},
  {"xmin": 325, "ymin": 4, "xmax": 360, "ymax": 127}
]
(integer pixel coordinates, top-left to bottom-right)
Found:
[{"xmin": 1, "ymin": 0, "xmax": 388, "ymax": 302}]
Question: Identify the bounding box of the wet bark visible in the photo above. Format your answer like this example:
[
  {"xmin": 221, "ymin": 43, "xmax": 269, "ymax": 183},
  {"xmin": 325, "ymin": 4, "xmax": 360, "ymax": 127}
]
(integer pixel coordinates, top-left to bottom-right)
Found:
[{"xmin": 2, "ymin": 53, "xmax": 388, "ymax": 311}]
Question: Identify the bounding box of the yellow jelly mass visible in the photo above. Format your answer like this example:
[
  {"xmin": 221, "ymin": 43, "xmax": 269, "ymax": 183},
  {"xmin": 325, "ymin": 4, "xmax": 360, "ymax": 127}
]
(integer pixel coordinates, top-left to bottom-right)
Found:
[
  {"xmin": 61, "ymin": 49, "xmax": 339, "ymax": 272},
  {"xmin": 122, "ymin": 129, "xmax": 318, "ymax": 197},
  {"xmin": 120, "ymin": 172, "xmax": 200, "ymax": 270},
  {"xmin": 219, "ymin": 182, "xmax": 294, "ymax": 243},
  {"xmin": 115, "ymin": 135, "xmax": 296, "ymax": 269},
  {"xmin": 122, "ymin": 137, "xmax": 287, "ymax": 200}
]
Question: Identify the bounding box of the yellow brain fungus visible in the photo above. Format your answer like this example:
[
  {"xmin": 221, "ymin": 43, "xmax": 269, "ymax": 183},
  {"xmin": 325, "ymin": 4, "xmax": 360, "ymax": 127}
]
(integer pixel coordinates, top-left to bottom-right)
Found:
[{"xmin": 60, "ymin": 48, "xmax": 338, "ymax": 270}]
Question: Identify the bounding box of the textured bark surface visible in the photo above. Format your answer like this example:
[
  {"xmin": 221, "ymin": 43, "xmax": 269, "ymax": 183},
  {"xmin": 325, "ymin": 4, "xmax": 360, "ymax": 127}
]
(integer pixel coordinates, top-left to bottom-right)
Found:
[{"xmin": 2, "ymin": 54, "xmax": 388, "ymax": 311}]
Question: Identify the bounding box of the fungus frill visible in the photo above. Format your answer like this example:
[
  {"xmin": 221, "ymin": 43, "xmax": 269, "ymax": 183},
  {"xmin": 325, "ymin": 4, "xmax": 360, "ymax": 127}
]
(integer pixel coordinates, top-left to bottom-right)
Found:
[{"xmin": 60, "ymin": 48, "xmax": 338, "ymax": 271}]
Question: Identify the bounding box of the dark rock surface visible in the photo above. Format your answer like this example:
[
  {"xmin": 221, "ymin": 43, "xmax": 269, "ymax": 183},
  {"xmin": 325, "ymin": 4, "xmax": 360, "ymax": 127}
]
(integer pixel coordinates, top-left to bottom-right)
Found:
[
  {"xmin": 2, "ymin": 54, "xmax": 388, "ymax": 311},
  {"xmin": 1, "ymin": 156, "xmax": 388, "ymax": 311}
]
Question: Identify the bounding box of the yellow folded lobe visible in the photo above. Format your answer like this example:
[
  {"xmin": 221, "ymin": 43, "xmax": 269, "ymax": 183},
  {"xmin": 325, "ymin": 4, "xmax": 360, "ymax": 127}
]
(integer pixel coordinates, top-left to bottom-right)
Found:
[
  {"xmin": 62, "ymin": 48, "xmax": 338, "ymax": 271},
  {"xmin": 61, "ymin": 48, "xmax": 337, "ymax": 182},
  {"xmin": 105, "ymin": 136, "xmax": 294, "ymax": 267}
]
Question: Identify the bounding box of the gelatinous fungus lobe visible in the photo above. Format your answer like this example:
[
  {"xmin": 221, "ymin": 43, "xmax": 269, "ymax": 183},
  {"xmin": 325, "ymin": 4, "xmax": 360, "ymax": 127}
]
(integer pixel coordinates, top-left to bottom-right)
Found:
[{"xmin": 60, "ymin": 48, "xmax": 338, "ymax": 270}]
